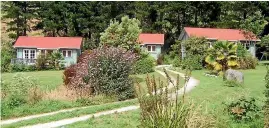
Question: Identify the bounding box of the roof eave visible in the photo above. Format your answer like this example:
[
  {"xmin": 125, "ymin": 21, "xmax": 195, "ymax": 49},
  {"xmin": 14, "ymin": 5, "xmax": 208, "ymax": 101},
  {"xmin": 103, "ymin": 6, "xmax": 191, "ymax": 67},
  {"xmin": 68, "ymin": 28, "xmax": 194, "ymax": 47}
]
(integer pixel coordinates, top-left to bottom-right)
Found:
[{"xmin": 13, "ymin": 46, "xmax": 81, "ymax": 49}]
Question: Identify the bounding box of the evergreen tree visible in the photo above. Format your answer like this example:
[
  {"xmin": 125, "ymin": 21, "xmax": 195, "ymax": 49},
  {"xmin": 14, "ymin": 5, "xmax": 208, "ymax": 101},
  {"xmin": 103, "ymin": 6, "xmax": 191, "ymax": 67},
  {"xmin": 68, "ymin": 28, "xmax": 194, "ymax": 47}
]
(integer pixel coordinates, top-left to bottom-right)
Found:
[
  {"xmin": 2, "ymin": 1, "xmax": 38, "ymax": 39},
  {"xmin": 100, "ymin": 16, "xmax": 142, "ymax": 51}
]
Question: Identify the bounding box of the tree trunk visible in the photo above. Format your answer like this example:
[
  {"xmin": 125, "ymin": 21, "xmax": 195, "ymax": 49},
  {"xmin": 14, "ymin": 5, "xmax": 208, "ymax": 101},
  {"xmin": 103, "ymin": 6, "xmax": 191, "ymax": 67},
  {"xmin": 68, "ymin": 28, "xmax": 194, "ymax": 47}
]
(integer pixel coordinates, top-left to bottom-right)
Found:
[{"xmin": 23, "ymin": 1, "xmax": 27, "ymax": 36}]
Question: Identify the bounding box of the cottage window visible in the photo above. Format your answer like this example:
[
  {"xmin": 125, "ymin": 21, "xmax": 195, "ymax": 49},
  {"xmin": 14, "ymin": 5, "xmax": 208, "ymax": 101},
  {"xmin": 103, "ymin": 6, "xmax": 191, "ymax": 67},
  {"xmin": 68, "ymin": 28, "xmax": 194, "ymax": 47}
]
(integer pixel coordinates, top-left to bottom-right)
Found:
[
  {"xmin": 62, "ymin": 50, "xmax": 72, "ymax": 57},
  {"xmin": 147, "ymin": 45, "xmax": 156, "ymax": 52},
  {"xmin": 23, "ymin": 49, "xmax": 36, "ymax": 59},
  {"xmin": 245, "ymin": 42, "xmax": 250, "ymax": 50}
]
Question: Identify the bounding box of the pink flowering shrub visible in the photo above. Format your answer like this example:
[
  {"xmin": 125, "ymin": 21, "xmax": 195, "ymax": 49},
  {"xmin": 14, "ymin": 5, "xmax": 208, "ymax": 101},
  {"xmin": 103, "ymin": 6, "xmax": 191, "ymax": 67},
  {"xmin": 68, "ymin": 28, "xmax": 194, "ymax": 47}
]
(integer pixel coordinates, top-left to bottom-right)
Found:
[{"xmin": 65, "ymin": 47, "xmax": 138, "ymax": 100}]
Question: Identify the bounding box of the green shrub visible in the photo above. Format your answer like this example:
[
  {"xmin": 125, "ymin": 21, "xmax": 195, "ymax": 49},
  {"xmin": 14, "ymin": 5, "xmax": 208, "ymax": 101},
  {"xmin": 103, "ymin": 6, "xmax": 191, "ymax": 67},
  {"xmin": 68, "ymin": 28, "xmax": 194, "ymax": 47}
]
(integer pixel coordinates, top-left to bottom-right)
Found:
[
  {"xmin": 25, "ymin": 65, "xmax": 36, "ymax": 71},
  {"xmin": 181, "ymin": 55, "xmax": 203, "ymax": 70},
  {"xmin": 163, "ymin": 54, "xmax": 173, "ymax": 64},
  {"xmin": 172, "ymin": 57, "xmax": 181, "ymax": 67},
  {"xmin": 8, "ymin": 63, "xmax": 36, "ymax": 72},
  {"xmin": 36, "ymin": 54, "xmax": 47, "ymax": 70},
  {"xmin": 237, "ymin": 44, "xmax": 248, "ymax": 58},
  {"xmin": 157, "ymin": 54, "xmax": 173, "ymax": 65},
  {"xmin": 2, "ymin": 73, "xmax": 42, "ymax": 107},
  {"xmin": 132, "ymin": 55, "xmax": 155, "ymax": 74},
  {"xmin": 83, "ymin": 47, "xmax": 138, "ymax": 101},
  {"xmin": 1, "ymin": 40, "xmax": 15, "ymax": 72},
  {"xmin": 238, "ymin": 55, "xmax": 258, "ymax": 69},
  {"xmin": 223, "ymin": 80, "xmax": 242, "ymax": 87},
  {"xmin": 224, "ymin": 97, "xmax": 261, "ymax": 122}
]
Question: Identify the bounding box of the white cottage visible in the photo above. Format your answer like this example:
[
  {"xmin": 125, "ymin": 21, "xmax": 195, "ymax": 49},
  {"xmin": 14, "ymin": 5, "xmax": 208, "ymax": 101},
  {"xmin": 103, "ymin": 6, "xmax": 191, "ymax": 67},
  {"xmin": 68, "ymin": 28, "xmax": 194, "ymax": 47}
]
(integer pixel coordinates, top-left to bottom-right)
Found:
[{"xmin": 179, "ymin": 27, "xmax": 260, "ymax": 58}]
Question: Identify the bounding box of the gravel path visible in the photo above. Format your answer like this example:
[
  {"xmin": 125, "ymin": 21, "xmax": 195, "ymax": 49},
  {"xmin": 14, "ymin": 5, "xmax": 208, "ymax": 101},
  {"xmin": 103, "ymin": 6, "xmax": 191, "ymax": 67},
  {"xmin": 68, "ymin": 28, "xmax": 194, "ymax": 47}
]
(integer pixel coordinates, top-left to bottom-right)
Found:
[
  {"xmin": 21, "ymin": 106, "xmax": 140, "ymax": 128},
  {"xmin": 2, "ymin": 65, "xmax": 199, "ymax": 128}
]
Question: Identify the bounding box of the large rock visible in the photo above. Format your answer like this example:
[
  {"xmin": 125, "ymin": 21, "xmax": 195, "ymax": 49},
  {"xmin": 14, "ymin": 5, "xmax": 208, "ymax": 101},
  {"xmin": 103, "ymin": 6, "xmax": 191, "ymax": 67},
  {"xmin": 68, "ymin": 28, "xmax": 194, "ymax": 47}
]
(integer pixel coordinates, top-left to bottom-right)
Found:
[{"xmin": 225, "ymin": 69, "xmax": 244, "ymax": 83}]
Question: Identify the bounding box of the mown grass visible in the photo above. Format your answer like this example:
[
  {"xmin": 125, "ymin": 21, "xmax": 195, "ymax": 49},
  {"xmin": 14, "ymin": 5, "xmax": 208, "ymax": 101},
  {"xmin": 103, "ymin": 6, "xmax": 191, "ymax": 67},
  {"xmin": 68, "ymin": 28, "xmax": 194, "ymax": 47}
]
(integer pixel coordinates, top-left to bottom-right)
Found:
[
  {"xmin": 1, "ymin": 70, "xmax": 64, "ymax": 91},
  {"xmin": 178, "ymin": 65, "xmax": 266, "ymax": 128},
  {"xmin": 1, "ymin": 99, "xmax": 138, "ymax": 128},
  {"xmin": 64, "ymin": 66, "xmax": 266, "ymax": 128},
  {"xmin": 64, "ymin": 110, "xmax": 141, "ymax": 128},
  {"xmin": 1, "ymin": 70, "xmax": 163, "ymax": 120}
]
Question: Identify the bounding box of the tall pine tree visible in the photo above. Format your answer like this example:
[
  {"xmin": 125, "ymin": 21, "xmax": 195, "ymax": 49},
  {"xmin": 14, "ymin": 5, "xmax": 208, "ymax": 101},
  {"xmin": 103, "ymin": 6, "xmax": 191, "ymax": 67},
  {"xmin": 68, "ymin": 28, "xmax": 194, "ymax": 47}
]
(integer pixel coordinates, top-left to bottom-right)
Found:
[{"xmin": 2, "ymin": 1, "xmax": 37, "ymax": 39}]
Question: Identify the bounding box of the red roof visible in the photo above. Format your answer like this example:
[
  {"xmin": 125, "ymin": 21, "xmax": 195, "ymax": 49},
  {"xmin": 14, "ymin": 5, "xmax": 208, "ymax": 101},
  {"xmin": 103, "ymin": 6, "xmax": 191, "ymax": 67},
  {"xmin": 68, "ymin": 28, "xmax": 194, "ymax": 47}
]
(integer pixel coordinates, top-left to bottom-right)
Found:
[
  {"xmin": 184, "ymin": 27, "xmax": 259, "ymax": 41},
  {"xmin": 139, "ymin": 33, "xmax": 164, "ymax": 45},
  {"xmin": 14, "ymin": 36, "xmax": 83, "ymax": 49}
]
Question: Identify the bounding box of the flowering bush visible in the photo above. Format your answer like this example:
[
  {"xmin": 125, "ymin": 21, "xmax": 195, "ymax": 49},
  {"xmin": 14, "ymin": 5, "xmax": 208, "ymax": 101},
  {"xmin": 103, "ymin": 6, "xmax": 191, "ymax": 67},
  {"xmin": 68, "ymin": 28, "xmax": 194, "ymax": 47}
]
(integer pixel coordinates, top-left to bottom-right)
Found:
[
  {"xmin": 85, "ymin": 47, "xmax": 138, "ymax": 100},
  {"xmin": 66, "ymin": 47, "xmax": 138, "ymax": 100}
]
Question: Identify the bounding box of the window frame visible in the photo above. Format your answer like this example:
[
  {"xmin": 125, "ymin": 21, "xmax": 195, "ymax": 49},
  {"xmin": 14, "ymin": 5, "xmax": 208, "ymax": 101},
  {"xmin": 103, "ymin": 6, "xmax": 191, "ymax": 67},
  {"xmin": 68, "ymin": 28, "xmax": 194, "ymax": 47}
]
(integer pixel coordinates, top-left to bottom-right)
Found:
[
  {"xmin": 147, "ymin": 45, "xmax": 156, "ymax": 52},
  {"xmin": 23, "ymin": 49, "xmax": 36, "ymax": 59},
  {"xmin": 62, "ymin": 50, "xmax": 72, "ymax": 58},
  {"xmin": 245, "ymin": 42, "xmax": 251, "ymax": 50}
]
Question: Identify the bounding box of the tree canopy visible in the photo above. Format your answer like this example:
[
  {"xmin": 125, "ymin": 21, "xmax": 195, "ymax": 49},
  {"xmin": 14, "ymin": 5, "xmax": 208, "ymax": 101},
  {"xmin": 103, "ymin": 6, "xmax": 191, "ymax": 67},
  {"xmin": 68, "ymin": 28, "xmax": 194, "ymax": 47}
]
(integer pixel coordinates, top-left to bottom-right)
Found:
[
  {"xmin": 100, "ymin": 16, "xmax": 142, "ymax": 50},
  {"xmin": 2, "ymin": 1, "xmax": 269, "ymax": 50}
]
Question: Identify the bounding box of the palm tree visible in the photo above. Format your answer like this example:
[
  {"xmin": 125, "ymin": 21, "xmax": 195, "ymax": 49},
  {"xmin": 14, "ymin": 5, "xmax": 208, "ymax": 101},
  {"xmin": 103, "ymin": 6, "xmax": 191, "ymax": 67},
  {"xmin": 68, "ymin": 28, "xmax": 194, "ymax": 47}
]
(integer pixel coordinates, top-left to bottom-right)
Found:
[{"xmin": 205, "ymin": 41, "xmax": 238, "ymax": 79}]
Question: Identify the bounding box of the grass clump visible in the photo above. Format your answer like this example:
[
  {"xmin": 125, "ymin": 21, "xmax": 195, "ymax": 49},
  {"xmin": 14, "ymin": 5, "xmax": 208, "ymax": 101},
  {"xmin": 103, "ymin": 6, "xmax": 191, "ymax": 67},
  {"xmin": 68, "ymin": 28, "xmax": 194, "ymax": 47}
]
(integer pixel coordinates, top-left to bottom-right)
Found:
[{"xmin": 135, "ymin": 68, "xmax": 215, "ymax": 128}]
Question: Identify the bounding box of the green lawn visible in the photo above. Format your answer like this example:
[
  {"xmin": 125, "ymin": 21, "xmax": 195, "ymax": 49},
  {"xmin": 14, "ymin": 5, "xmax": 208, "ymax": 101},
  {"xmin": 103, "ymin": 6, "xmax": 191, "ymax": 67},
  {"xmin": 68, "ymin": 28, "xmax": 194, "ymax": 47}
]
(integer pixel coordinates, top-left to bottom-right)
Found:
[
  {"xmin": 1, "ymin": 70, "xmax": 64, "ymax": 91},
  {"xmin": 2, "ymin": 99, "xmax": 138, "ymax": 128},
  {"xmin": 67, "ymin": 66, "xmax": 266, "ymax": 128},
  {"xmin": 64, "ymin": 110, "xmax": 141, "ymax": 128},
  {"xmin": 130, "ymin": 71, "xmax": 167, "ymax": 94},
  {"xmin": 182, "ymin": 65, "xmax": 266, "ymax": 128},
  {"xmin": 1, "ymin": 70, "xmax": 164, "ymax": 120}
]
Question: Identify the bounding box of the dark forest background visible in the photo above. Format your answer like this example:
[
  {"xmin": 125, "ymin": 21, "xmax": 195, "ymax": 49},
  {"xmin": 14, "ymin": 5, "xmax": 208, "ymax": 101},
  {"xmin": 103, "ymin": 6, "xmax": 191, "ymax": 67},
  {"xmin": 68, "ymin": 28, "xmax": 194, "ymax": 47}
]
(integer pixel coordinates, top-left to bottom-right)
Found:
[{"xmin": 2, "ymin": 1, "xmax": 269, "ymax": 51}]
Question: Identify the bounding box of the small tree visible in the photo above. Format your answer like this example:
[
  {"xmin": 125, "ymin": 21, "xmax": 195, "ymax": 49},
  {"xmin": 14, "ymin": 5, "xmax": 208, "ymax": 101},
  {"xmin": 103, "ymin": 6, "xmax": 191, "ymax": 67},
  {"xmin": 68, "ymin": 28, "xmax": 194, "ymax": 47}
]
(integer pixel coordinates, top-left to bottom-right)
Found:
[
  {"xmin": 181, "ymin": 37, "xmax": 208, "ymax": 69},
  {"xmin": 260, "ymin": 35, "xmax": 269, "ymax": 60},
  {"xmin": 100, "ymin": 16, "xmax": 142, "ymax": 51},
  {"xmin": 1, "ymin": 40, "xmax": 15, "ymax": 72},
  {"xmin": 205, "ymin": 41, "xmax": 238, "ymax": 78}
]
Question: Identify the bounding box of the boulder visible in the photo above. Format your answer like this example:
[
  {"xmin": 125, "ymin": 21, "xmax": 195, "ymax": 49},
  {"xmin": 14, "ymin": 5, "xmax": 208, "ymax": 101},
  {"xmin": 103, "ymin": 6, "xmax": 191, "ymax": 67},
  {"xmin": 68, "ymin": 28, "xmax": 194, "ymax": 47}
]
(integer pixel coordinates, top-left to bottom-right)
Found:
[{"xmin": 225, "ymin": 69, "xmax": 244, "ymax": 83}]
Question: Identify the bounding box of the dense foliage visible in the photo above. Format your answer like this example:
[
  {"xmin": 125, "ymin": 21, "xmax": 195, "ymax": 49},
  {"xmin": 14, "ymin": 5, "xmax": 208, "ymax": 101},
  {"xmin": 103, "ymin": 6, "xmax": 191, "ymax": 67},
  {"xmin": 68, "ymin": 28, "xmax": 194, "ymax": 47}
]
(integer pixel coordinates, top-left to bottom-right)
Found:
[
  {"xmin": 238, "ymin": 55, "xmax": 258, "ymax": 69},
  {"xmin": 1, "ymin": 40, "xmax": 15, "ymax": 72},
  {"xmin": 225, "ymin": 97, "xmax": 261, "ymax": 122},
  {"xmin": 8, "ymin": 64, "xmax": 36, "ymax": 72},
  {"xmin": 181, "ymin": 55, "xmax": 203, "ymax": 70},
  {"xmin": 66, "ymin": 47, "xmax": 137, "ymax": 101},
  {"xmin": 132, "ymin": 55, "xmax": 155, "ymax": 74},
  {"xmin": 265, "ymin": 66, "xmax": 269, "ymax": 127},
  {"xmin": 100, "ymin": 16, "xmax": 142, "ymax": 51},
  {"xmin": 182, "ymin": 37, "xmax": 208, "ymax": 70},
  {"xmin": 2, "ymin": 1, "xmax": 269, "ymax": 52},
  {"xmin": 205, "ymin": 41, "xmax": 238, "ymax": 75},
  {"xmin": 85, "ymin": 47, "xmax": 137, "ymax": 100},
  {"xmin": 237, "ymin": 44, "xmax": 258, "ymax": 69},
  {"xmin": 1, "ymin": 74, "xmax": 43, "ymax": 117}
]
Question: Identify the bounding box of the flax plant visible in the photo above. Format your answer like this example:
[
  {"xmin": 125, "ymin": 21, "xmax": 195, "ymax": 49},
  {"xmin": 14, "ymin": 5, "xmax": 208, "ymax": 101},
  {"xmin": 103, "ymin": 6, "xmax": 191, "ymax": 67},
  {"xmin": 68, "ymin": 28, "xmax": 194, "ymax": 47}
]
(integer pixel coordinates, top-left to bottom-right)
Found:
[{"xmin": 135, "ymin": 68, "xmax": 215, "ymax": 128}]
